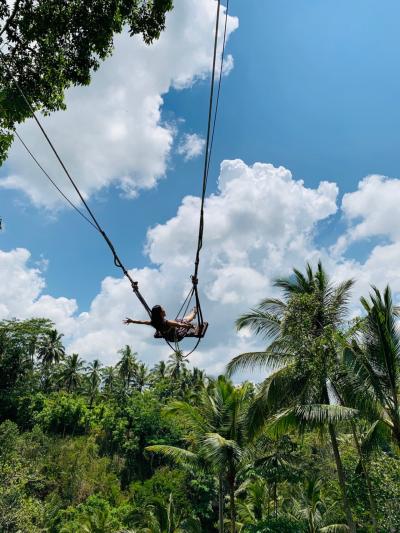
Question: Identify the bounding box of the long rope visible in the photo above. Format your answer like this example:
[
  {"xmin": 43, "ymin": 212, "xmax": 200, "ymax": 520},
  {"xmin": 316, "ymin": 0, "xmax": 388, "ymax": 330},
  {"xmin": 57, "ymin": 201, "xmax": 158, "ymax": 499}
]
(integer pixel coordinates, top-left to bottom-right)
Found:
[
  {"xmin": 206, "ymin": 0, "xmax": 230, "ymax": 180},
  {"xmin": 193, "ymin": 0, "xmax": 228, "ymax": 283},
  {"xmin": 170, "ymin": 0, "xmax": 228, "ymax": 358},
  {"xmin": 0, "ymin": 49, "xmax": 152, "ymax": 316}
]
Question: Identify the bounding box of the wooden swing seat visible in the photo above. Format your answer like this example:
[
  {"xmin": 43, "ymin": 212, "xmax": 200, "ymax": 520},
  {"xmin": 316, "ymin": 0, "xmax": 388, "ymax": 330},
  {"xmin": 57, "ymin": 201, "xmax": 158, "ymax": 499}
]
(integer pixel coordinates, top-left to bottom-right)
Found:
[{"xmin": 154, "ymin": 322, "xmax": 209, "ymax": 340}]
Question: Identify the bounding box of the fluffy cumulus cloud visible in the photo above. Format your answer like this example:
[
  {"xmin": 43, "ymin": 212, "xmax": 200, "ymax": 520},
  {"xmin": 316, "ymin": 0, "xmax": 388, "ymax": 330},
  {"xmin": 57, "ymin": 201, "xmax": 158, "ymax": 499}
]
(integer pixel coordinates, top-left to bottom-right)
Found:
[
  {"xmin": 328, "ymin": 174, "xmax": 400, "ymax": 307},
  {"xmin": 0, "ymin": 160, "xmax": 342, "ymax": 372},
  {"xmin": 333, "ymin": 174, "xmax": 400, "ymax": 254},
  {"xmin": 177, "ymin": 133, "xmax": 206, "ymax": 161},
  {"xmin": 0, "ymin": 248, "xmax": 77, "ymax": 332},
  {"xmin": 0, "ymin": 0, "xmax": 238, "ymax": 207}
]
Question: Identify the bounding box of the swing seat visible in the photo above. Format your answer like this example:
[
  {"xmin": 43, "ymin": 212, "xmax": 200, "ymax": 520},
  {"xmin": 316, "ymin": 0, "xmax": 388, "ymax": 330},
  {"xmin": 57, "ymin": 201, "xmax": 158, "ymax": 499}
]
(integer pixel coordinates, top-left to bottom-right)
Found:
[{"xmin": 154, "ymin": 322, "xmax": 209, "ymax": 340}]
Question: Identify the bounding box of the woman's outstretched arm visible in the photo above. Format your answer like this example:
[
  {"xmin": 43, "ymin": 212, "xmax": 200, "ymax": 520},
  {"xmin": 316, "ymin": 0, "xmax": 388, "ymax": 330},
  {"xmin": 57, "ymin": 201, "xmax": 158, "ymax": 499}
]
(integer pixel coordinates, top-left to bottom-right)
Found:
[{"xmin": 123, "ymin": 318, "xmax": 152, "ymax": 326}]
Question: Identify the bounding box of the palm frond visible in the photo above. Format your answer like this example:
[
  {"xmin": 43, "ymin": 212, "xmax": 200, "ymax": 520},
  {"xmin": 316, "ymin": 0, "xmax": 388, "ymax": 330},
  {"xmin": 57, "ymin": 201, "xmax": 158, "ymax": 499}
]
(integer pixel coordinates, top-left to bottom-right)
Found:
[
  {"xmin": 236, "ymin": 310, "xmax": 281, "ymax": 340},
  {"xmin": 327, "ymin": 279, "xmax": 355, "ymax": 324},
  {"xmin": 257, "ymin": 297, "xmax": 287, "ymax": 316},
  {"xmin": 319, "ymin": 525, "xmax": 350, "ymax": 532},
  {"xmin": 266, "ymin": 404, "xmax": 358, "ymax": 436},
  {"xmin": 227, "ymin": 342, "xmax": 294, "ymax": 376},
  {"xmin": 360, "ymin": 418, "xmax": 392, "ymax": 458},
  {"xmin": 145, "ymin": 445, "xmax": 198, "ymax": 466},
  {"xmin": 246, "ymin": 364, "xmax": 304, "ymax": 439},
  {"xmin": 294, "ymin": 404, "xmax": 358, "ymax": 425},
  {"xmin": 202, "ymin": 432, "xmax": 242, "ymax": 464},
  {"xmin": 163, "ymin": 401, "xmax": 210, "ymax": 434}
]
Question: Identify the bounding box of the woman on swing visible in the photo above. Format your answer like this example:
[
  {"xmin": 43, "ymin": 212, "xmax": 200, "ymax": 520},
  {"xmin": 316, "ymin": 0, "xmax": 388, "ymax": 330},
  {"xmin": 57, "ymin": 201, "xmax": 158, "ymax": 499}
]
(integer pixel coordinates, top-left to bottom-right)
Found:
[{"xmin": 124, "ymin": 305, "xmax": 198, "ymax": 342}]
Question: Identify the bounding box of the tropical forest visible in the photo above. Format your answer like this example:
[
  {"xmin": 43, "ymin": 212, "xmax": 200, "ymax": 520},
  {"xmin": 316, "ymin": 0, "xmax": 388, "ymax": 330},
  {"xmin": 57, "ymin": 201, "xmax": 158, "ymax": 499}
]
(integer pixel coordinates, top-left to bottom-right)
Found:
[{"xmin": 1, "ymin": 263, "xmax": 400, "ymax": 532}]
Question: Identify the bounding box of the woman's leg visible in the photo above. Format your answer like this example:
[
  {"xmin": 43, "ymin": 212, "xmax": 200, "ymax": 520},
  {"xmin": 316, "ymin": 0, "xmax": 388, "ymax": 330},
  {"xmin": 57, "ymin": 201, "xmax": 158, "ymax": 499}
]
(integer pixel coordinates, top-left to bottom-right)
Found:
[{"xmin": 183, "ymin": 306, "xmax": 197, "ymax": 323}]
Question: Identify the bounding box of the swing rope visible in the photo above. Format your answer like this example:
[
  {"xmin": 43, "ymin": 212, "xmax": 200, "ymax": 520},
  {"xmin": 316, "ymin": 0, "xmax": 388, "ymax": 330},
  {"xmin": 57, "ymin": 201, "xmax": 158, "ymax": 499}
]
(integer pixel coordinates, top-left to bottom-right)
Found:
[{"xmin": 177, "ymin": 0, "xmax": 229, "ymax": 353}]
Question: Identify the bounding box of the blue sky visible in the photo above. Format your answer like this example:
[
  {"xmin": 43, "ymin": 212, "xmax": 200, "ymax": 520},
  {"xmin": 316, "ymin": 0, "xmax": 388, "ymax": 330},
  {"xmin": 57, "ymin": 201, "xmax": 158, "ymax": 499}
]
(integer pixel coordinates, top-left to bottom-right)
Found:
[{"xmin": 1, "ymin": 0, "xmax": 400, "ymax": 372}]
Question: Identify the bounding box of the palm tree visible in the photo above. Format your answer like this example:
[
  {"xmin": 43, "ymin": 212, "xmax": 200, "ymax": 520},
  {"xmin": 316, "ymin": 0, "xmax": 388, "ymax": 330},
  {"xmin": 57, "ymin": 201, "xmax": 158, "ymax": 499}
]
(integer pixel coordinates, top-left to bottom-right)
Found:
[
  {"xmin": 133, "ymin": 362, "xmax": 150, "ymax": 392},
  {"xmin": 228, "ymin": 262, "xmax": 357, "ymax": 533},
  {"xmin": 117, "ymin": 345, "xmax": 138, "ymax": 389},
  {"xmin": 236, "ymin": 478, "xmax": 270, "ymax": 525},
  {"xmin": 291, "ymin": 476, "xmax": 348, "ymax": 533},
  {"xmin": 147, "ymin": 376, "xmax": 253, "ymax": 533},
  {"xmin": 166, "ymin": 349, "xmax": 188, "ymax": 380},
  {"xmin": 188, "ymin": 367, "xmax": 208, "ymax": 401},
  {"xmin": 102, "ymin": 365, "xmax": 118, "ymax": 396},
  {"xmin": 38, "ymin": 329, "xmax": 65, "ymax": 366},
  {"xmin": 86, "ymin": 359, "xmax": 102, "ymax": 408},
  {"xmin": 152, "ymin": 360, "xmax": 167, "ymax": 380},
  {"xmin": 129, "ymin": 493, "xmax": 201, "ymax": 532},
  {"xmin": 254, "ymin": 435, "xmax": 300, "ymax": 518},
  {"xmin": 59, "ymin": 353, "xmax": 85, "ymax": 392},
  {"xmin": 347, "ymin": 286, "xmax": 400, "ymax": 448}
]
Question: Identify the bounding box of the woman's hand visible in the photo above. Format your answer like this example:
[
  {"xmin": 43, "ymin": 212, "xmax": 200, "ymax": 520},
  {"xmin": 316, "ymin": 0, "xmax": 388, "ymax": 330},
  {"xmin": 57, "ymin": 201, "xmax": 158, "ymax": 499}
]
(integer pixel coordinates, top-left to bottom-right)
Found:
[{"xmin": 123, "ymin": 318, "xmax": 133, "ymax": 325}]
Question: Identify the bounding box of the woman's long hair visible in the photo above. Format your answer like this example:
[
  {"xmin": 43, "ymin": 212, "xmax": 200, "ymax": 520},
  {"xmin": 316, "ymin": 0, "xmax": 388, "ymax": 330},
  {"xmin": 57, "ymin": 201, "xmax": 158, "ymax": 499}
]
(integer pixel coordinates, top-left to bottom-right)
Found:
[{"xmin": 151, "ymin": 305, "xmax": 165, "ymax": 331}]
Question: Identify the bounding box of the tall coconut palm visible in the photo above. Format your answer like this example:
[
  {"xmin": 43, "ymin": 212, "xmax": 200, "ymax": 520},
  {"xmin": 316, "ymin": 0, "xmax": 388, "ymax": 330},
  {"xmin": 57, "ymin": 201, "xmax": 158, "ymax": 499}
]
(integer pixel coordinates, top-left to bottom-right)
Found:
[
  {"xmin": 38, "ymin": 329, "xmax": 65, "ymax": 366},
  {"xmin": 60, "ymin": 353, "xmax": 85, "ymax": 392},
  {"xmin": 347, "ymin": 286, "xmax": 400, "ymax": 448},
  {"xmin": 147, "ymin": 376, "xmax": 253, "ymax": 533},
  {"xmin": 117, "ymin": 345, "xmax": 138, "ymax": 389},
  {"xmin": 254, "ymin": 435, "xmax": 300, "ymax": 518},
  {"xmin": 228, "ymin": 262, "xmax": 357, "ymax": 533}
]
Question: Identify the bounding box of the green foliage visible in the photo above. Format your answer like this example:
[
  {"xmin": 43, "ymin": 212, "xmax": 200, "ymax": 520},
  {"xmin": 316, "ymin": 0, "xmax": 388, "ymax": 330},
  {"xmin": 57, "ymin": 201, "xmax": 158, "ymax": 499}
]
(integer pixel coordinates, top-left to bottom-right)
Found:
[
  {"xmin": 0, "ymin": 419, "xmax": 19, "ymax": 463},
  {"xmin": 34, "ymin": 392, "xmax": 92, "ymax": 435},
  {"xmin": 347, "ymin": 453, "xmax": 400, "ymax": 531},
  {"xmin": 129, "ymin": 467, "xmax": 191, "ymax": 519},
  {"xmin": 0, "ymin": 422, "xmax": 46, "ymax": 532},
  {"xmin": 0, "ymin": 318, "xmax": 51, "ymax": 421},
  {"xmin": 56, "ymin": 495, "xmax": 123, "ymax": 532},
  {"xmin": 100, "ymin": 390, "xmax": 183, "ymax": 484},
  {"xmin": 44, "ymin": 435, "xmax": 122, "ymax": 513}
]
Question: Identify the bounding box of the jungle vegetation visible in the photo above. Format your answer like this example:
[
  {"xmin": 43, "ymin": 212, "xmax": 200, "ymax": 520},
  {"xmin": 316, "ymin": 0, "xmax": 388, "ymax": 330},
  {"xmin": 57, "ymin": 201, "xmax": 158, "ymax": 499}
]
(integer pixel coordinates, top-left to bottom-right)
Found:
[{"xmin": 0, "ymin": 262, "xmax": 400, "ymax": 532}]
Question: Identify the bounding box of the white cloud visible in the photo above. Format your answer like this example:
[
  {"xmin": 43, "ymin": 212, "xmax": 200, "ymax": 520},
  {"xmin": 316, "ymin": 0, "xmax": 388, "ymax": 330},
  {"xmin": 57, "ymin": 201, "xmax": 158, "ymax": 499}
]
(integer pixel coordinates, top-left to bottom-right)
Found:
[
  {"xmin": 0, "ymin": 248, "xmax": 77, "ymax": 333},
  {"xmin": 332, "ymin": 174, "xmax": 400, "ymax": 255},
  {"xmin": 327, "ymin": 173, "xmax": 400, "ymax": 307},
  {"xmin": 177, "ymin": 133, "xmax": 205, "ymax": 161},
  {"xmin": 0, "ymin": 160, "xmax": 340, "ymax": 372},
  {"xmin": 0, "ymin": 0, "xmax": 238, "ymax": 208}
]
